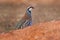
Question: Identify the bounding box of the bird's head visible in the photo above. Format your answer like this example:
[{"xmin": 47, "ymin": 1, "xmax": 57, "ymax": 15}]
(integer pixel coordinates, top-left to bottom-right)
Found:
[
  {"xmin": 27, "ymin": 6, "xmax": 34, "ymax": 11},
  {"xmin": 26, "ymin": 6, "xmax": 34, "ymax": 17}
]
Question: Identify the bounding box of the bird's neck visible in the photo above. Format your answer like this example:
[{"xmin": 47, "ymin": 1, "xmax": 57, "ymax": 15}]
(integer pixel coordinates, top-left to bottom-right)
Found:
[{"xmin": 26, "ymin": 8, "xmax": 32, "ymax": 18}]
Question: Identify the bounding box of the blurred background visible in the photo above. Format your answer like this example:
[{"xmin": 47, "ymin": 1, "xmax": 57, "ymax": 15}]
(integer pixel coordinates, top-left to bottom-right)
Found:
[{"xmin": 0, "ymin": 0, "xmax": 60, "ymax": 33}]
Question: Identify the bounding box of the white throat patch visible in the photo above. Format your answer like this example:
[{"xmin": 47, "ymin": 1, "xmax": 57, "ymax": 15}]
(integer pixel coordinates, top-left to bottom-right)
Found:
[{"xmin": 29, "ymin": 8, "xmax": 32, "ymax": 11}]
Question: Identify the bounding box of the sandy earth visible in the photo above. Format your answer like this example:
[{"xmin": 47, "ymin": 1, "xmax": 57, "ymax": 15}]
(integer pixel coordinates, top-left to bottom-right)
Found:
[{"xmin": 0, "ymin": 21, "xmax": 60, "ymax": 40}]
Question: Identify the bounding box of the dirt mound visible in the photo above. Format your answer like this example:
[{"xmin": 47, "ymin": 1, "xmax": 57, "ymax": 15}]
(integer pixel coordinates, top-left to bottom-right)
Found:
[{"xmin": 0, "ymin": 20, "xmax": 60, "ymax": 40}]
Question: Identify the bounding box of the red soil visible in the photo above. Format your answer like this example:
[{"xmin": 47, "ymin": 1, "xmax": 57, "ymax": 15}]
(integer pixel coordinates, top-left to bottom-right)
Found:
[{"xmin": 0, "ymin": 20, "xmax": 60, "ymax": 40}]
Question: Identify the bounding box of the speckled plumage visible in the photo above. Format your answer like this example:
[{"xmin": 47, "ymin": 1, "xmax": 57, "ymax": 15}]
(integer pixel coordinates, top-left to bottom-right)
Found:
[{"xmin": 16, "ymin": 6, "xmax": 34, "ymax": 29}]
